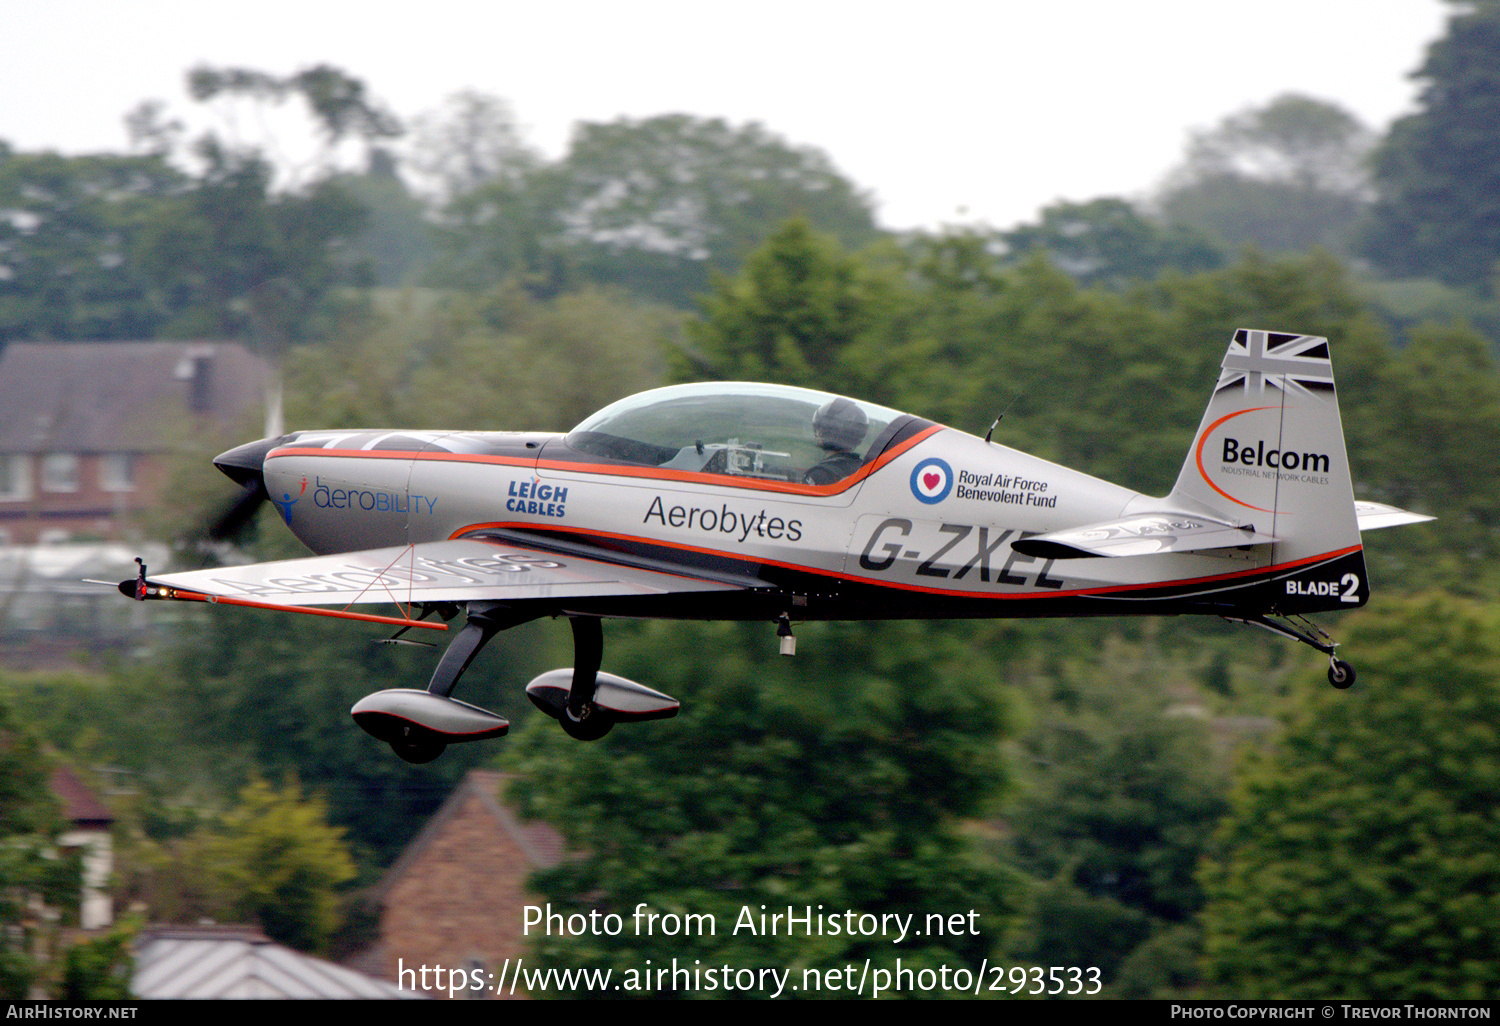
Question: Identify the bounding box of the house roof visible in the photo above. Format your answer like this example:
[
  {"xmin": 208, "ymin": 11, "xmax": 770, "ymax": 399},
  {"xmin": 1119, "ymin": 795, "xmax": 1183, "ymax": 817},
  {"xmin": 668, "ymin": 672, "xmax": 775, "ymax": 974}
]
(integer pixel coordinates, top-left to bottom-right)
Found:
[
  {"xmin": 371, "ymin": 770, "xmax": 567, "ymax": 903},
  {"xmin": 133, "ymin": 925, "xmax": 420, "ymax": 999},
  {"xmin": 0, "ymin": 341, "xmax": 268, "ymax": 453},
  {"xmin": 49, "ymin": 765, "xmax": 114, "ymax": 827}
]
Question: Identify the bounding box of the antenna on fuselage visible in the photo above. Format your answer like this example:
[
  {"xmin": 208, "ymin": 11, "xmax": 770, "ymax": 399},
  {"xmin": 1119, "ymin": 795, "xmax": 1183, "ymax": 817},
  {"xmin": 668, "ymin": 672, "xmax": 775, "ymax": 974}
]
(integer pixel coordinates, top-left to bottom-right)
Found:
[{"xmin": 983, "ymin": 391, "xmax": 1023, "ymax": 444}]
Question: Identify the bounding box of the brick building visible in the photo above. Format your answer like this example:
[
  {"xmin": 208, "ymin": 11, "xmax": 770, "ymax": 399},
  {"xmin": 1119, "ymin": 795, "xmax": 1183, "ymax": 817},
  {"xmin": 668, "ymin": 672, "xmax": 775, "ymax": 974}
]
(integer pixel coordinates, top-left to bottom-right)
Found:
[
  {"xmin": 0, "ymin": 341, "xmax": 269, "ymax": 544},
  {"xmin": 351, "ymin": 770, "xmax": 567, "ymax": 998}
]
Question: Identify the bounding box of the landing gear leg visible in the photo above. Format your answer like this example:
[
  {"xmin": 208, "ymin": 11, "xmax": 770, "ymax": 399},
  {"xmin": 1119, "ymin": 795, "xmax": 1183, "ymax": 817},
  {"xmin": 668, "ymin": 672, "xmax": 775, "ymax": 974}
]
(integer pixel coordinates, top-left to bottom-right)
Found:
[
  {"xmin": 359, "ymin": 606, "xmax": 538, "ymax": 763},
  {"xmin": 560, "ymin": 617, "xmax": 613, "ymax": 741},
  {"xmin": 1223, "ymin": 612, "xmax": 1356, "ymax": 690},
  {"xmin": 427, "ymin": 607, "xmax": 537, "ymax": 698},
  {"xmin": 523, "ymin": 618, "xmax": 677, "ymax": 738}
]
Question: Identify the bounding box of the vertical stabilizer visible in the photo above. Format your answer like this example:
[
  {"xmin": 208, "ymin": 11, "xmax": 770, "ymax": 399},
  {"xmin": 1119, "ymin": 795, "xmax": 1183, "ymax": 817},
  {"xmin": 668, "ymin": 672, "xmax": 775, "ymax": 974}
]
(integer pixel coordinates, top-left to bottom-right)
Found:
[{"xmin": 1169, "ymin": 329, "xmax": 1367, "ymax": 611}]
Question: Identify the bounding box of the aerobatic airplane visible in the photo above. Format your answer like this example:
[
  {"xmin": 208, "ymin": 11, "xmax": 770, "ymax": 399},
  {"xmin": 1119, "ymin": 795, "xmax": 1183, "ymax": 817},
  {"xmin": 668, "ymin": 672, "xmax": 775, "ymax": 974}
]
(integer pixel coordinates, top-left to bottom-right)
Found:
[{"xmin": 120, "ymin": 329, "xmax": 1430, "ymax": 762}]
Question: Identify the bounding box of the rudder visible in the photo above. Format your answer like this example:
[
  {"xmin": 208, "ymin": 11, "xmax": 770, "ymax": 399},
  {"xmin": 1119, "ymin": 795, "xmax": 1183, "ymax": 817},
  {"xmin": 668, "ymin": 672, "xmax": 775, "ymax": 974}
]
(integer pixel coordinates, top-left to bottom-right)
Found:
[{"xmin": 1168, "ymin": 329, "xmax": 1368, "ymax": 612}]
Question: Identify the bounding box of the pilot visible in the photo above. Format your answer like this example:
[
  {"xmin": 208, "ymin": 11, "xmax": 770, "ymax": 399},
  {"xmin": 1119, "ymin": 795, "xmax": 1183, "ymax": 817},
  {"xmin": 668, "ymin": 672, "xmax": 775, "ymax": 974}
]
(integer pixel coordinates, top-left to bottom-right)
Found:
[{"xmin": 803, "ymin": 398, "xmax": 869, "ymax": 485}]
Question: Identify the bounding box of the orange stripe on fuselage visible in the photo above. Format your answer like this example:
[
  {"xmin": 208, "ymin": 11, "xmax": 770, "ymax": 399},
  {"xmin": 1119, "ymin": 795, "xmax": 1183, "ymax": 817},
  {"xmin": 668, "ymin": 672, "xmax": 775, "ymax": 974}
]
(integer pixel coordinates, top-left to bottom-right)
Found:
[{"xmin": 265, "ymin": 424, "xmax": 944, "ymax": 499}]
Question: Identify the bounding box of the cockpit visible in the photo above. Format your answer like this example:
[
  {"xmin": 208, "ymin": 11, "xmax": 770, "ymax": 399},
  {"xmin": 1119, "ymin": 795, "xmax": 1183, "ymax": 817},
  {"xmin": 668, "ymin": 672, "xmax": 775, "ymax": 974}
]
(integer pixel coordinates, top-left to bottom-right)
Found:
[{"xmin": 564, "ymin": 383, "xmax": 916, "ymax": 486}]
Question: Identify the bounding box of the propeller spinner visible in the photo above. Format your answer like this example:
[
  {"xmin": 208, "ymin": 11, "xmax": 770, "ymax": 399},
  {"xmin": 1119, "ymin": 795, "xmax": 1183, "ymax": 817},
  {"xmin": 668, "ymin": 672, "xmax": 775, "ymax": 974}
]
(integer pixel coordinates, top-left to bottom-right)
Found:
[{"xmin": 208, "ymin": 434, "xmax": 292, "ymax": 540}]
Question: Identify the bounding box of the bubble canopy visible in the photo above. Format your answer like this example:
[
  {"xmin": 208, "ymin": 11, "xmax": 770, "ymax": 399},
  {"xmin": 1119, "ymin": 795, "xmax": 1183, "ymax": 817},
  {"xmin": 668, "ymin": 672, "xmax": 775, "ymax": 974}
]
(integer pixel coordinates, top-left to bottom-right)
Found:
[{"xmin": 564, "ymin": 382, "xmax": 913, "ymax": 485}]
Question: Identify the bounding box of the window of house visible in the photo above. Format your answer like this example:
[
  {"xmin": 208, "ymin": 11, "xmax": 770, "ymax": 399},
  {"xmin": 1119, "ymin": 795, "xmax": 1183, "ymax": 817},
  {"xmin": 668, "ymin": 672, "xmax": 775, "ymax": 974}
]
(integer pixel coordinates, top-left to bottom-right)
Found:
[
  {"xmin": 0, "ymin": 455, "xmax": 31, "ymax": 501},
  {"xmin": 99, "ymin": 453, "xmax": 135, "ymax": 492},
  {"xmin": 41, "ymin": 453, "xmax": 79, "ymax": 493}
]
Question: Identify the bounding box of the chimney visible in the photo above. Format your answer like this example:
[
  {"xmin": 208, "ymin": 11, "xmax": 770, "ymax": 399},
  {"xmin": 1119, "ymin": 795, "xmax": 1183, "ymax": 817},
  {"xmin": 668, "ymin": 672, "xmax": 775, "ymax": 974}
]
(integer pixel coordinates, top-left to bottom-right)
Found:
[{"xmin": 175, "ymin": 345, "xmax": 215, "ymax": 415}]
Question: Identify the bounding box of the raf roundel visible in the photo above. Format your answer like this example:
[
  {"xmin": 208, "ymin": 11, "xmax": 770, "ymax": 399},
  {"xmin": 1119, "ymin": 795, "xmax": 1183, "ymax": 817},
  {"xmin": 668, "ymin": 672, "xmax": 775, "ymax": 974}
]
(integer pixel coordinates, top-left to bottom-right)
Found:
[{"xmin": 910, "ymin": 457, "xmax": 953, "ymax": 504}]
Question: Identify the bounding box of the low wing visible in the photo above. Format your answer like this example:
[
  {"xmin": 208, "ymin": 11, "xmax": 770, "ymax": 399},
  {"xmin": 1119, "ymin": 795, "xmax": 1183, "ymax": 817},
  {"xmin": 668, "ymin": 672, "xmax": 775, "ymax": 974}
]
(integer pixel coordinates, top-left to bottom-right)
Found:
[
  {"xmin": 127, "ymin": 538, "xmax": 754, "ymax": 628},
  {"xmin": 1010, "ymin": 513, "xmax": 1276, "ymax": 559}
]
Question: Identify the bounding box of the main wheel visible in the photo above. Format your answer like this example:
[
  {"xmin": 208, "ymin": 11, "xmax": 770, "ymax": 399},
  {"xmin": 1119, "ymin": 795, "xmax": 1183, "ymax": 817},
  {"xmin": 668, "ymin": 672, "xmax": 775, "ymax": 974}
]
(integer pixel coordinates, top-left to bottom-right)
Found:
[
  {"xmin": 560, "ymin": 707, "xmax": 614, "ymax": 741},
  {"xmin": 1328, "ymin": 659, "xmax": 1356, "ymax": 690},
  {"xmin": 391, "ymin": 738, "xmax": 447, "ymax": 763}
]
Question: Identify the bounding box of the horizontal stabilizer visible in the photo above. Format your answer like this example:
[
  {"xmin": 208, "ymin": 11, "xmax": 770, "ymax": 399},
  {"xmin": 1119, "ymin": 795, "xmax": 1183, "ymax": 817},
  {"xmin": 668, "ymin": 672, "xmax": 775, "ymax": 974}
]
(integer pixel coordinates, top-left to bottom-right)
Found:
[
  {"xmin": 1355, "ymin": 500, "xmax": 1434, "ymax": 532},
  {"xmin": 1010, "ymin": 513, "xmax": 1276, "ymax": 560}
]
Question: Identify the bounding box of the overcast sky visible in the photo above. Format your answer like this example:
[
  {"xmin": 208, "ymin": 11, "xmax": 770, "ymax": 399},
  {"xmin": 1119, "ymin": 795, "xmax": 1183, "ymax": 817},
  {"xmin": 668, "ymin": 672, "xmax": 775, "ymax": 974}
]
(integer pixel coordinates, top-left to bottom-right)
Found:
[{"xmin": 1, "ymin": 0, "xmax": 1452, "ymax": 230}]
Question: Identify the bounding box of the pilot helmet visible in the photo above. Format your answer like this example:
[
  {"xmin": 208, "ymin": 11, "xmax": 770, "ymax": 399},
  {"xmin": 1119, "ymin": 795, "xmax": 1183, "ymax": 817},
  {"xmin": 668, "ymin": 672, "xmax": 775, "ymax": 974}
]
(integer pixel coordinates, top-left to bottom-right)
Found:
[{"xmin": 812, "ymin": 398, "xmax": 868, "ymax": 452}]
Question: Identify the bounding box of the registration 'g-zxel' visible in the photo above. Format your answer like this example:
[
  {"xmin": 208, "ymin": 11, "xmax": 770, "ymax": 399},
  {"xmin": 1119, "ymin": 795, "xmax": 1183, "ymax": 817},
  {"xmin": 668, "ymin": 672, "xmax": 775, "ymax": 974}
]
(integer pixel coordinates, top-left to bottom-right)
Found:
[{"xmin": 120, "ymin": 330, "xmax": 1432, "ymax": 763}]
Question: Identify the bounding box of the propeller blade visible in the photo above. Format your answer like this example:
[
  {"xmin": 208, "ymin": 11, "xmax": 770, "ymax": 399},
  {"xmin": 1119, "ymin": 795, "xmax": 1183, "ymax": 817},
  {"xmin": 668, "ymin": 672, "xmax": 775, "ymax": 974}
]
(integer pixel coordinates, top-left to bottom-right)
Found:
[
  {"xmin": 203, "ymin": 434, "xmax": 290, "ymax": 542},
  {"xmin": 208, "ymin": 480, "xmax": 268, "ymax": 540}
]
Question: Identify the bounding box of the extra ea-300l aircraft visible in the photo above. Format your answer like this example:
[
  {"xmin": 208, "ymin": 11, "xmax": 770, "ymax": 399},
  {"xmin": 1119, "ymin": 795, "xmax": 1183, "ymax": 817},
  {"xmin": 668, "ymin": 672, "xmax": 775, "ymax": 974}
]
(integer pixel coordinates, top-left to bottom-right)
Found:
[{"xmin": 120, "ymin": 329, "xmax": 1430, "ymax": 763}]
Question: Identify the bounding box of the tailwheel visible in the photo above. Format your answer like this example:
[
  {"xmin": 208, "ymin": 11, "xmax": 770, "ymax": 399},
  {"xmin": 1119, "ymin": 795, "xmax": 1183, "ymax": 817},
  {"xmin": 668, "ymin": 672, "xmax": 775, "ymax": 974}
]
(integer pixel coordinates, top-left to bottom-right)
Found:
[
  {"xmin": 560, "ymin": 705, "xmax": 614, "ymax": 741},
  {"xmin": 1328, "ymin": 658, "xmax": 1356, "ymax": 690},
  {"xmin": 1224, "ymin": 612, "xmax": 1358, "ymax": 691}
]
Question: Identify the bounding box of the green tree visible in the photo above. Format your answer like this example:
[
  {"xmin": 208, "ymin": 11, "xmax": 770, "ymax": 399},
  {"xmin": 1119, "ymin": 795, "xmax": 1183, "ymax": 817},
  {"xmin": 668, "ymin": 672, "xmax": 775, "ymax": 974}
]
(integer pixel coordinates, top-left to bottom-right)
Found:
[
  {"xmin": 871, "ymin": 244, "xmax": 1182, "ymax": 490},
  {"xmin": 1201, "ymin": 594, "xmax": 1500, "ymax": 998},
  {"xmin": 134, "ymin": 139, "xmax": 368, "ymax": 348},
  {"xmin": 1178, "ymin": 94, "xmax": 1374, "ymax": 194},
  {"xmin": 427, "ymin": 172, "xmax": 564, "ymax": 294},
  {"xmin": 334, "ymin": 148, "xmax": 437, "ymax": 287},
  {"xmin": 1342, "ymin": 321, "xmax": 1500, "ymax": 593},
  {"xmin": 0, "ymin": 136, "xmax": 370, "ymax": 346},
  {"xmin": 118, "ymin": 777, "xmax": 358, "ymax": 953},
  {"xmin": 0, "ymin": 146, "xmax": 186, "ymax": 341},
  {"xmin": 432, "ymin": 116, "xmax": 880, "ymax": 307},
  {"xmin": 1159, "ymin": 94, "xmax": 1374, "ymax": 255},
  {"xmin": 186, "ymin": 63, "xmax": 402, "ymax": 178},
  {"xmin": 406, "ymin": 91, "xmax": 539, "ymax": 201},
  {"xmin": 1001, "ymin": 635, "xmax": 1227, "ymax": 990},
  {"xmin": 284, "ymin": 281, "xmax": 671, "ymax": 434},
  {"xmin": 999, "ymin": 198, "xmax": 1224, "ymax": 288},
  {"xmin": 552, "ymin": 116, "xmax": 878, "ymax": 306},
  {"xmin": 678, "ymin": 218, "xmax": 898, "ymax": 393},
  {"xmin": 56, "ymin": 919, "xmax": 138, "ymax": 1000},
  {"xmin": 508, "ymin": 620, "xmax": 1016, "ymax": 995},
  {"xmin": 0, "ymin": 65, "xmax": 396, "ymax": 347},
  {"xmin": 0, "ymin": 702, "xmax": 79, "ymax": 999},
  {"xmin": 211, "ymin": 777, "xmax": 357, "ymax": 953},
  {"xmin": 1363, "ymin": 1, "xmax": 1500, "ymax": 287},
  {"xmin": 402, "ymin": 287, "xmax": 671, "ymax": 431}
]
